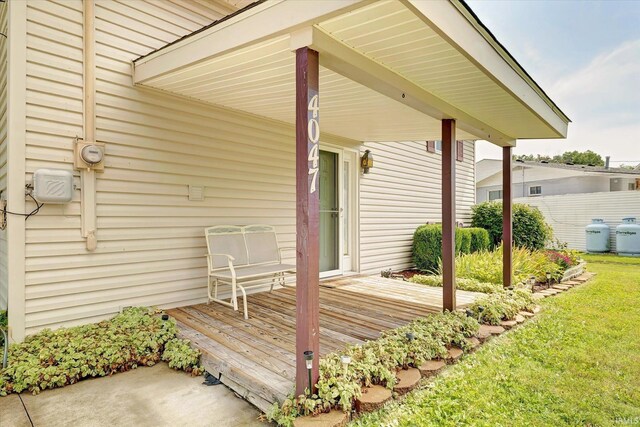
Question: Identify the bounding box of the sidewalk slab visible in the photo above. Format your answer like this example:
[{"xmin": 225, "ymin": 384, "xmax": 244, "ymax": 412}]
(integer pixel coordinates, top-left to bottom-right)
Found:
[
  {"xmin": 19, "ymin": 363, "xmax": 263, "ymax": 427},
  {"xmin": 0, "ymin": 394, "xmax": 31, "ymax": 427}
]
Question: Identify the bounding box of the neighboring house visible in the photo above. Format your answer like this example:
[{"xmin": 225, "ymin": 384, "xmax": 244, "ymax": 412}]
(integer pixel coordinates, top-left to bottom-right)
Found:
[
  {"xmin": 476, "ymin": 159, "xmax": 640, "ymax": 203},
  {"xmin": 0, "ymin": 0, "xmax": 568, "ymax": 342}
]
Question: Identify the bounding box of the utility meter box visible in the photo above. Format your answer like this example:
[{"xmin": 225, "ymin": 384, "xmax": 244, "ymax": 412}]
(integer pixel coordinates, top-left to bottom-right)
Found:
[
  {"xmin": 33, "ymin": 169, "xmax": 74, "ymax": 203},
  {"xmin": 74, "ymin": 140, "xmax": 105, "ymax": 171}
]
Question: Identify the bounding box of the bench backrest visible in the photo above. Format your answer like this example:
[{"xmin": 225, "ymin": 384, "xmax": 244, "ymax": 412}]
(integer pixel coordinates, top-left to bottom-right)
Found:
[
  {"xmin": 205, "ymin": 226, "xmax": 249, "ymax": 269},
  {"xmin": 205, "ymin": 224, "xmax": 280, "ymax": 269},
  {"xmin": 244, "ymin": 225, "xmax": 280, "ymax": 265}
]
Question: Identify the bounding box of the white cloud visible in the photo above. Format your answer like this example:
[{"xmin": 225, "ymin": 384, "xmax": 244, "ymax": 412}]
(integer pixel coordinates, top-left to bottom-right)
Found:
[{"xmin": 477, "ymin": 39, "xmax": 640, "ymax": 164}]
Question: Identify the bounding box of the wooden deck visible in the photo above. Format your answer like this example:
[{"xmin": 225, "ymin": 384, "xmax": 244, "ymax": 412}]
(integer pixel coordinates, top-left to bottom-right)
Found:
[{"xmin": 167, "ymin": 276, "xmax": 482, "ymax": 412}]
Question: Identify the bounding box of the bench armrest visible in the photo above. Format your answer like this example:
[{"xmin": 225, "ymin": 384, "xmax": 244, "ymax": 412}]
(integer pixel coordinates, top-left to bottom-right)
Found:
[
  {"xmin": 278, "ymin": 247, "xmax": 296, "ymax": 262},
  {"xmin": 207, "ymin": 253, "xmax": 235, "ymax": 261},
  {"xmin": 206, "ymin": 253, "xmax": 236, "ymax": 273}
]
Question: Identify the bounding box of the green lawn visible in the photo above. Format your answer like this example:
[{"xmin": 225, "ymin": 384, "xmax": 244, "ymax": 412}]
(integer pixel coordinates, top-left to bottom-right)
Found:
[{"xmin": 353, "ymin": 254, "xmax": 640, "ymax": 427}]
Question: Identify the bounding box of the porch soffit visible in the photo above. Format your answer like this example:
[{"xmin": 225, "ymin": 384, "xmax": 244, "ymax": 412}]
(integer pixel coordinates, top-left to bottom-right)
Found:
[{"xmin": 133, "ymin": 0, "xmax": 569, "ymax": 145}]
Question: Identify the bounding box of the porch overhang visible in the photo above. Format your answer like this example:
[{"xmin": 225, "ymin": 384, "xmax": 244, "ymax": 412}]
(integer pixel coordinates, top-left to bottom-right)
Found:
[{"xmin": 132, "ymin": 0, "xmax": 569, "ymax": 146}]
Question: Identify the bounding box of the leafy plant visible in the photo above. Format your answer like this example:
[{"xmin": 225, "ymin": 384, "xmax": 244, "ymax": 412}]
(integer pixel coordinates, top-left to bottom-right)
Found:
[
  {"xmin": 0, "ymin": 307, "xmax": 201, "ymax": 396},
  {"xmin": 440, "ymin": 244, "xmax": 562, "ymax": 285},
  {"xmin": 468, "ymin": 288, "xmax": 536, "ymax": 325},
  {"xmin": 0, "ymin": 310, "xmax": 7, "ymax": 348},
  {"xmin": 162, "ymin": 338, "xmax": 203, "ymax": 375},
  {"xmin": 472, "ymin": 202, "xmax": 553, "ymax": 250},
  {"xmin": 409, "ymin": 275, "xmax": 502, "ymax": 293},
  {"xmin": 267, "ymin": 312, "xmax": 480, "ymax": 426}
]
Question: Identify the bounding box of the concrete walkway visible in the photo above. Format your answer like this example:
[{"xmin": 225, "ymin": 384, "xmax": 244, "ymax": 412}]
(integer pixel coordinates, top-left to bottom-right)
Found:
[{"xmin": 0, "ymin": 364, "xmax": 265, "ymax": 427}]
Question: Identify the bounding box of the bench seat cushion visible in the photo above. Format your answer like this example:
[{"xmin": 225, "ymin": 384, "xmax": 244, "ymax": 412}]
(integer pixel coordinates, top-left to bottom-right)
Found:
[{"xmin": 211, "ymin": 263, "xmax": 296, "ymax": 280}]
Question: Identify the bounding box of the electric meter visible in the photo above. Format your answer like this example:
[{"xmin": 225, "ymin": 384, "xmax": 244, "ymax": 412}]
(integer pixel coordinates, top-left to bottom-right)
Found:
[
  {"xmin": 81, "ymin": 145, "xmax": 104, "ymax": 165},
  {"xmin": 74, "ymin": 140, "xmax": 105, "ymax": 171}
]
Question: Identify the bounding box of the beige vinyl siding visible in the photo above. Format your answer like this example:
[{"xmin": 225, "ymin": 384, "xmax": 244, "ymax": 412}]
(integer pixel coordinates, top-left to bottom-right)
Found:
[
  {"xmin": 22, "ymin": 0, "xmax": 311, "ymax": 334},
  {"xmin": 20, "ymin": 0, "xmax": 479, "ymax": 334},
  {"xmin": 0, "ymin": 2, "xmax": 7, "ymax": 310},
  {"xmin": 359, "ymin": 140, "xmax": 476, "ymax": 274}
]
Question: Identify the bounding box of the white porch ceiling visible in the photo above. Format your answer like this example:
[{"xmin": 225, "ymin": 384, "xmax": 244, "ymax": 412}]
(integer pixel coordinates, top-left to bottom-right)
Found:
[
  {"xmin": 133, "ymin": 0, "xmax": 569, "ymax": 145},
  {"xmin": 137, "ymin": 34, "xmax": 464, "ymax": 142}
]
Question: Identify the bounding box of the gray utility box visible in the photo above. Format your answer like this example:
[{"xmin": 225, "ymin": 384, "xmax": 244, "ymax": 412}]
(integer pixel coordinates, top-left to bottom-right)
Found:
[{"xmin": 33, "ymin": 169, "xmax": 74, "ymax": 204}]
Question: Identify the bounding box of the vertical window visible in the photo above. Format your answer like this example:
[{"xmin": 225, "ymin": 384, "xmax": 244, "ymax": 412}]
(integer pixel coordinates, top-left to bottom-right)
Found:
[
  {"xmin": 629, "ymin": 183, "xmax": 636, "ymax": 191},
  {"xmin": 456, "ymin": 140, "xmax": 464, "ymax": 161},
  {"xmin": 529, "ymin": 185, "xmax": 542, "ymax": 196},
  {"xmin": 343, "ymin": 161, "xmax": 350, "ymax": 256}
]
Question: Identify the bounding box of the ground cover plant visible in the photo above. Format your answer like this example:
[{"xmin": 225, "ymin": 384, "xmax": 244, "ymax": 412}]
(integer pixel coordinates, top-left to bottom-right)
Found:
[
  {"xmin": 472, "ymin": 202, "xmax": 552, "ymax": 250},
  {"xmin": 0, "ymin": 307, "xmax": 201, "ymax": 396},
  {"xmin": 267, "ymin": 312, "xmax": 480, "ymax": 426},
  {"xmin": 352, "ymin": 254, "xmax": 640, "ymax": 426},
  {"xmin": 467, "ymin": 288, "xmax": 537, "ymax": 325},
  {"xmin": 409, "ymin": 275, "xmax": 501, "ymax": 294}
]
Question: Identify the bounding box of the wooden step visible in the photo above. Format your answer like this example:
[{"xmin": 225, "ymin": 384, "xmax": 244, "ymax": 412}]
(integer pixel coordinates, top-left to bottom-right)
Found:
[{"xmin": 174, "ymin": 319, "xmax": 292, "ymax": 413}]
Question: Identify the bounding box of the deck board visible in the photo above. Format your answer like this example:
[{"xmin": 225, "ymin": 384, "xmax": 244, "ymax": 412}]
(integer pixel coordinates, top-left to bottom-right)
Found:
[{"xmin": 167, "ymin": 276, "xmax": 483, "ymax": 413}]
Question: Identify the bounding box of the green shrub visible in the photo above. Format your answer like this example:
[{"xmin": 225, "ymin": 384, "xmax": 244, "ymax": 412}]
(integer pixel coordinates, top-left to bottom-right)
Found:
[
  {"xmin": 471, "ymin": 202, "xmax": 503, "ymax": 248},
  {"xmin": 412, "ymin": 225, "xmax": 490, "ymax": 273},
  {"xmin": 412, "ymin": 224, "xmax": 443, "ymax": 272},
  {"xmin": 0, "ymin": 310, "xmax": 6, "ymax": 348},
  {"xmin": 468, "ymin": 227, "xmax": 491, "ymax": 253},
  {"xmin": 468, "ymin": 288, "xmax": 537, "ymax": 325},
  {"xmin": 409, "ymin": 275, "xmax": 502, "ymax": 294},
  {"xmin": 457, "ymin": 228, "xmax": 472, "ymax": 254},
  {"xmin": 0, "ymin": 307, "xmax": 201, "ymax": 396},
  {"xmin": 471, "ymin": 202, "xmax": 553, "ymax": 250},
  {"xmin": 267, "ymin": 312, "xmax": 479, "ymax": 426},
  {"xmin": 438, "ymin": 244, "xmax": 562, "ymax": 285}
]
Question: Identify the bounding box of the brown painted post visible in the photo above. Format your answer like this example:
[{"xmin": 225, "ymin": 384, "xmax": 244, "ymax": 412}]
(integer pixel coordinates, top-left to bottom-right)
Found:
[
  {"xmin": 295, "ymin": 47, "xmax": 320, "ymax": 397},
  {"xmin": 503, "ymin": 146, "xmax": 513, "ymax": 287},
  {"xmin": 442, "ymin": 119, "xmax": 456, "ymax": 311}
]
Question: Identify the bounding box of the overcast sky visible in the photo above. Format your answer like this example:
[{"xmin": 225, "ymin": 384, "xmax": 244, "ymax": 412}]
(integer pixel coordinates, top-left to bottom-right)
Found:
[{"xmin": 467, "ymin": 0, "xmax": 640, "ymax": 166}]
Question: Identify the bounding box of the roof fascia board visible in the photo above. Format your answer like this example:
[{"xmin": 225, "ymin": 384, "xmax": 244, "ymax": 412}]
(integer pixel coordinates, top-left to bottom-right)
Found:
[
  {"xmin": 402, "ymin": 0, "xmax": 568, "ymax": 139},
  {"xmin": 133, "ymin": 0, "xmax": 372, "ymax": 84},
  {"xmin": 303, "ymin": 26, "xmax": 516, "ymax": 146}
]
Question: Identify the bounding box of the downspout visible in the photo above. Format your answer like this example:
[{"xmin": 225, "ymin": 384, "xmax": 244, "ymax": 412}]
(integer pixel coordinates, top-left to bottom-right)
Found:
[{"xmin": 82, "ymin": 0, "xmax": 97, "ymax": 251}]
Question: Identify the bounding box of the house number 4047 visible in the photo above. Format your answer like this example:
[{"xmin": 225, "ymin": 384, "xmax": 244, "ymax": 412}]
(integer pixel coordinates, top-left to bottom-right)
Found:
[{"xmin": 307, "ymin": 93, "xmax": 320, "ymax": 194}]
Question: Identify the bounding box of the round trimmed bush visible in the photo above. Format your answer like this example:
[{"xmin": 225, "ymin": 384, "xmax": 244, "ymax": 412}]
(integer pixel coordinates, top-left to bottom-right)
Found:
[{"xmin": 471, "ymin": 202, "xmax": 552, "ymax": 250}]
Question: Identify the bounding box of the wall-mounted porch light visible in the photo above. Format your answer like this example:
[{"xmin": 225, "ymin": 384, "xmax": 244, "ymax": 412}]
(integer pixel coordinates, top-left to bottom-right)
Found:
[
  {"xmin": 304, "ymin": 350, "xmax": 314, "ymax": 396},
  {"xmin": 361, "ymin": 149, "xmax": 374, "ymax": 174}
]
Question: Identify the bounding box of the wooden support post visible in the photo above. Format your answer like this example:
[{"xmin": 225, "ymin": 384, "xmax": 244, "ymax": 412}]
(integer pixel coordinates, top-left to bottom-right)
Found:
[
  {"xmin": 295, "ymin": 47, "xmax": 320, "ymax": 397},
  {"xmin": 442, "ymin": 119, "xmax": 456, "ymax": 311},
  {"xmin": 503, "ymin": 146, "xmax": 513, "ymax": 287}
]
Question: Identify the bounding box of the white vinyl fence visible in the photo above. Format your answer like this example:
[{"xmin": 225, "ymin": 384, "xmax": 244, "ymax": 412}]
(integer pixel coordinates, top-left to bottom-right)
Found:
[{"xmin": 514, "ymin": 191, "xmax": 640, "ymax": 252}]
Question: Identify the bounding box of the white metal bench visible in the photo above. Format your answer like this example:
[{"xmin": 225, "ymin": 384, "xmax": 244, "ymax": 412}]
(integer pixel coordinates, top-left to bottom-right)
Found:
[{"xmin": 205, "ymin": 225, "xmax": 296, "ymax": 319}]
